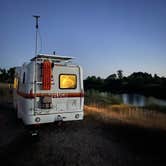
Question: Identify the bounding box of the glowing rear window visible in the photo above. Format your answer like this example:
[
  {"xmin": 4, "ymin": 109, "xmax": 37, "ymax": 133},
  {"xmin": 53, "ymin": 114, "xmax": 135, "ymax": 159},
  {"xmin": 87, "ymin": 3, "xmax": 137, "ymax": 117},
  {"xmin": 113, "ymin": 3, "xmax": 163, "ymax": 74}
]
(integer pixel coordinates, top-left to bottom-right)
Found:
[{"xmin": 59, "ymin": 74, "xmax": 77, "ymax": 89}]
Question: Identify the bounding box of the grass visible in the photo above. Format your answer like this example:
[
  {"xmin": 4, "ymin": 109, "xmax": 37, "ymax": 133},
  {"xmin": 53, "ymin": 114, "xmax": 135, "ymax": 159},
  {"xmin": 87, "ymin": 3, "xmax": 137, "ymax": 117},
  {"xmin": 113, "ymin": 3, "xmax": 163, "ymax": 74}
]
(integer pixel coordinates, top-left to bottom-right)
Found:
[
  {"xmin": 143, "ymin": 104, "xmax": 166, "ymax": 114},
  {"xmin": 84, "ymin": 105, "xmax": 166, "ymax": 130},
  {"xmin": 85, "ymin": 90, "xmax": 122, "ymax": 106},
  {"xmin": 84, "ymin": 90, "xmax": 166, "ymax": 130},
  {"xmin": 139, "ymin": 96, "xmax": 166, "ymax": 114}
]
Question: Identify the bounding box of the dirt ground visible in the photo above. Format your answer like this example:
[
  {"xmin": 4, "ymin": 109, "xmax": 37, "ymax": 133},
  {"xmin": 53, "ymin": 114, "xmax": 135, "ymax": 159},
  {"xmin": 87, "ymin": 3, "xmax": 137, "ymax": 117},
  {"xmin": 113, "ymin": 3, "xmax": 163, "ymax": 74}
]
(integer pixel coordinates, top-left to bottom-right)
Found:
[{"xmin": 0, "ymin": 101, "xmax": 166, "ymax": 166}]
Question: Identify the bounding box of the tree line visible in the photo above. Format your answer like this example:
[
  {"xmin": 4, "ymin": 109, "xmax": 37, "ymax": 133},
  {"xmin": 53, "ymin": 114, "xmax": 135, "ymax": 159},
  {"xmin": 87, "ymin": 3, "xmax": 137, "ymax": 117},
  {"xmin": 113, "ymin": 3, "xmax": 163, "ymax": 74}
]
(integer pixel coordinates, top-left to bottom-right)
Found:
[
  {"xmin": 1, "ymin": 67, "xmax": 166, "ymax": 99},
  {"xmin": 84, "ymin": 70, "xmax": 166, "ymax": 99},
  {"xmin": 0, "ymin": 68, "xmax": 15, "ymax": 83}
]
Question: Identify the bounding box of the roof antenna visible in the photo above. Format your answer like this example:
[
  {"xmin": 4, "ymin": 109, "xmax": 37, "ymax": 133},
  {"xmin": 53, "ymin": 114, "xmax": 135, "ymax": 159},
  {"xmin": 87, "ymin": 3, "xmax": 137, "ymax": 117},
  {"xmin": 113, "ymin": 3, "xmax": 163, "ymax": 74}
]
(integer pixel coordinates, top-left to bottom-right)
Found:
[
  {"xmin": 33, "ymin": 15, "xmax": 40, "ymax": 115},
  {"xmin": 33, "ymin": 15, "xmax": 40, "ymax": 56}
]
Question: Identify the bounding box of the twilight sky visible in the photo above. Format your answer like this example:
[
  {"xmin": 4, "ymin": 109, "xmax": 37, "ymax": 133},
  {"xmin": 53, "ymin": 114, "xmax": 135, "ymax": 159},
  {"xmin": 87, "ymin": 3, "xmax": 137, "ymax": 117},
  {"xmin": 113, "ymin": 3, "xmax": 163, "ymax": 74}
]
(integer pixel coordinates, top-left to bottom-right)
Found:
[{"xmin": 0, "ymin": 0, "xmax": 166, "ymax": 78}]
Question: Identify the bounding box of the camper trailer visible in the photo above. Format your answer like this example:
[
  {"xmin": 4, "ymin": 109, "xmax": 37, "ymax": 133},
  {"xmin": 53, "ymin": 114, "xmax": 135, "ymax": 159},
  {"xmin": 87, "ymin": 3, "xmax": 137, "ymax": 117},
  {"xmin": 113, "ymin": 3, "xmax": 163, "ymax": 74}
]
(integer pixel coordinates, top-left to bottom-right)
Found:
[{"xmin": 13, "ymin": 54, "xmax": 84, "ymax": 126}]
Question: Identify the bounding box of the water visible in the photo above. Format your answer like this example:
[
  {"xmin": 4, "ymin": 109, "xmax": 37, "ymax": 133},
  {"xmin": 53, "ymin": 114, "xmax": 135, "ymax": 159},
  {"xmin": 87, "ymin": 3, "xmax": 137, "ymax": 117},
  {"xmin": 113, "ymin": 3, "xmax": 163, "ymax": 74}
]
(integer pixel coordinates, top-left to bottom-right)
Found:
[{"xmin": 120, "ymin": 93, "xmax": 166, "ymax": 107}]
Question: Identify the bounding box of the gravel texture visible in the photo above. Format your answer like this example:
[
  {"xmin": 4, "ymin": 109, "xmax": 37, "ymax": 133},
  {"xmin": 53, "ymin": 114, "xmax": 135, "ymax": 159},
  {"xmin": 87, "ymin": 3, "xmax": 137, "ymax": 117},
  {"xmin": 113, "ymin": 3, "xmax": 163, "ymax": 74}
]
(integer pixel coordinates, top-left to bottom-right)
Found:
[{"xmin": 0, "ymin": 102, "xmax": 166, "ymax": 166}]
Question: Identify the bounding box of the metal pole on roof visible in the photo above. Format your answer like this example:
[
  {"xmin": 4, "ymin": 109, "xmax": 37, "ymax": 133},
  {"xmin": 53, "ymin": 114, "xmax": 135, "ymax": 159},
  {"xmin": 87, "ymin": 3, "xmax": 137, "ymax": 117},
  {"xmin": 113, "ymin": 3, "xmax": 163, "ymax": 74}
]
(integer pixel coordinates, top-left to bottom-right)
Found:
[
  {"xmin": 33, "ymin": 15, "xmax": 40, "ymax": 115},
  {"xmin": 33, "ymin": 15, "xmax": 40, "ymax": 56}
]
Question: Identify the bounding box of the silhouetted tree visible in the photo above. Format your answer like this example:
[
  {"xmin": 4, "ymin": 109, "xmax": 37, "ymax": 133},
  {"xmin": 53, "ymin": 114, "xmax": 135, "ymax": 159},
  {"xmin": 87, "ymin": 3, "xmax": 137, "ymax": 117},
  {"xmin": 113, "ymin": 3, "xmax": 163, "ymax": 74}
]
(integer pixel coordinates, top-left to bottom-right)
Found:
[
  {"xmin": 0, "ymin": 67, "xmax": 15, "ymax": 83},
  {"xmin": 84, "ymin": 71, "xmax": 166, "ymax": 99},
  {"xmin": 84, "ymin": 76, "xmax": 104, "ymax": 91},
  {"xmin": 0, "ymin": 68, "xmax": 8, "ymax": 82},
  {"xmin": 7, "ymin": 67, "xmax": 15, "ymax": 83},
  {"xmin": 106, "ymin": 74, "xmax": 117, "ymax": 80},
  {"xmin": 117, "ymin": 70, "xmax": 123, "ymax": 79}
]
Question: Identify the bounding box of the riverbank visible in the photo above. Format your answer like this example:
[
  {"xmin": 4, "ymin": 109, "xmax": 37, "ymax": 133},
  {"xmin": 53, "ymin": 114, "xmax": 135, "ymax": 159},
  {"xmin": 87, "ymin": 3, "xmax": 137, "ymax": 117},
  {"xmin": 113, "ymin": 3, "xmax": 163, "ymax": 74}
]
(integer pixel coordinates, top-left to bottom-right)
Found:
[
  {"xmin": 85, "ymin": 90, "xmax": 166, "ymax": 114},
  {"xmin": 84, "ymin": 104, "xmax": 166, "ymax": 131},
  {"xmin": 85, "ymin": 90, "xmax": 166, "ymax": 130}
]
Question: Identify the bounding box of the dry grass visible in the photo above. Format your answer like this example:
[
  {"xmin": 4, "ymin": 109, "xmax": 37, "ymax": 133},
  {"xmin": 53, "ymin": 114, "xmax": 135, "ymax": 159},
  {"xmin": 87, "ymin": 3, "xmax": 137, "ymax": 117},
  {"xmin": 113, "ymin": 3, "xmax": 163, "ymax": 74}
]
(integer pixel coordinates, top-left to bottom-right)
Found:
[{"xmin": 84, "ymin": 104, "xmax": 166, "ymax": 130}]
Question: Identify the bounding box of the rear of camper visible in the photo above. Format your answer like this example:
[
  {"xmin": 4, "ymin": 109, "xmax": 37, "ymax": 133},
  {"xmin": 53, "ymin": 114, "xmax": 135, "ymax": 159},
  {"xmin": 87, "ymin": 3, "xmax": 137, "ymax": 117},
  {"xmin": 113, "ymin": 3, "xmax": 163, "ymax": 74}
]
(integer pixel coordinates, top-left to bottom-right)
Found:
[{"xmin": 13, "ymin": 54, "xmax": 84, "ymax": 126}]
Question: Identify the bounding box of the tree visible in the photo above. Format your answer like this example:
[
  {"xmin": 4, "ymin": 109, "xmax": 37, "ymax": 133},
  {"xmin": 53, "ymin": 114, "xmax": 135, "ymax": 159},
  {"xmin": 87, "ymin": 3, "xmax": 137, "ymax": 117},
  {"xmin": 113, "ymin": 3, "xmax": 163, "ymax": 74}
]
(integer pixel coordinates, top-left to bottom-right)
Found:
[
  {"xmin": 0, "ymin": 68, "xmax": 8, "ymax": 82},
  {"xmin": 106, "ymin": 74, "xmax": 117, "ymax": 80},
  {"xmin": 7, "ymin": 67, "xmax": 15, "ymax": 83},
  {"xmin": 84, "ymin": 76, "xmax": 104, "ymax": 91},
  {"xmin": 117, "ymin": 70, "xmax": 123, "ymax": 79},
  {"xmin": 0, "ymin": 67, "xmax": 15, "ymax": 83}
]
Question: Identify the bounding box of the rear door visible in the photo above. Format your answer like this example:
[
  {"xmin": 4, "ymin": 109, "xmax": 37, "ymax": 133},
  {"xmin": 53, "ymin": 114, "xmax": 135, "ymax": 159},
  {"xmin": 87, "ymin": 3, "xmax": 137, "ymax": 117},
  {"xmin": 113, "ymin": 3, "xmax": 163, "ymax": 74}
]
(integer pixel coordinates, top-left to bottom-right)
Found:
[{"xmin": 52, "ymin": 65, "xmax": 81, "ymax": 113}]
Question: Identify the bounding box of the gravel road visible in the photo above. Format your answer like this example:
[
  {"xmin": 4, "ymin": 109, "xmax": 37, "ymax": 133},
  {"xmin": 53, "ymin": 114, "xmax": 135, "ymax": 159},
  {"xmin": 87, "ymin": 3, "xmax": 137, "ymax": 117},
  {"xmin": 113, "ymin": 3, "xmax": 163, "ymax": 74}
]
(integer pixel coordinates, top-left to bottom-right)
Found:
[{"xmin": 0, "ymin": 102, "xmax": 166, "ymax": 166}]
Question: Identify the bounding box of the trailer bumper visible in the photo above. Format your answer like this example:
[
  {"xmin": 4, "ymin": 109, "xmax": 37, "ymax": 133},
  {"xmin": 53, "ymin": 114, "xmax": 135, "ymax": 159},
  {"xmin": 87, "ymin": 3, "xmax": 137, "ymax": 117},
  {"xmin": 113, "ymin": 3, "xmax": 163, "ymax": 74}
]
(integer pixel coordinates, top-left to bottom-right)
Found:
[{"xmin": 22, "ymin": 111, "xmax": 84, "ymax": 125}]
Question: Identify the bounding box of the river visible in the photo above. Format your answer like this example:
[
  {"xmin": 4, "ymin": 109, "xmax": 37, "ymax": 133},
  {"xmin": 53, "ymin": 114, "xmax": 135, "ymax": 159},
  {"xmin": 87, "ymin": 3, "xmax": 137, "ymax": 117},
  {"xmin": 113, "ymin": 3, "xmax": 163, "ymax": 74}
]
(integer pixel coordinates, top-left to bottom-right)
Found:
[{"xmin": 119, "ymin": 93, "xmax": 166, "ymax": 107}]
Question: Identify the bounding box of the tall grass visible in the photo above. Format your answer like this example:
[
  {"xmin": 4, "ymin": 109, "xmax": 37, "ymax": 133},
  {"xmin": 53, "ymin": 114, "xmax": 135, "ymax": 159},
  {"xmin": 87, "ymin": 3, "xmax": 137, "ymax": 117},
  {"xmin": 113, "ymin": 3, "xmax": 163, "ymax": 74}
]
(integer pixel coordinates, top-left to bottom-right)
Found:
[
  {"xmin": 143, "ymin": 104, "xmax": 166, "ymax": 114},
  {"xmin": 84, "ymin": 90, "xmax": 166, "ymax": 130},
  {"xmin": 140, "ymin": 96, "xmax": 166, "ymax": 114},
  {"xmin": 85, "ymin": 90, "xmax": 122, "ymax": 106},
  {"xmin": 84, "ymin": 105, "xmax": 166, "ymax": 130}
]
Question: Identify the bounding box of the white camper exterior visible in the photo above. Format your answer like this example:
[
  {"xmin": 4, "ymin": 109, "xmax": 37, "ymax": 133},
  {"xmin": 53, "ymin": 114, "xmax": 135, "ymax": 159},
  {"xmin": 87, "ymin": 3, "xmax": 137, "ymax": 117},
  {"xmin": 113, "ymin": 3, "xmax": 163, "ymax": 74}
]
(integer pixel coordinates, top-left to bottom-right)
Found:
[{"xmin": 13, "ymin": 54, "xmax": 84, "ymax": 125}]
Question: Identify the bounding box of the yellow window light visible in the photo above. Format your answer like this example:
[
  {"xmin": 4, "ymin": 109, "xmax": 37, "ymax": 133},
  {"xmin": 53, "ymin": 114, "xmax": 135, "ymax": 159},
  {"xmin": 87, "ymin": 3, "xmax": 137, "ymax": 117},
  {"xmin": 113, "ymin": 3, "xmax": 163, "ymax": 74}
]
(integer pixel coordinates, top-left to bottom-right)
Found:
[
  {"xmin": 60, "ymin": 74, "xmax": 77, "ymax": 89},
  {"xmin": 13, "ymin": 77, "xmax": 18, "ymax": 89}
]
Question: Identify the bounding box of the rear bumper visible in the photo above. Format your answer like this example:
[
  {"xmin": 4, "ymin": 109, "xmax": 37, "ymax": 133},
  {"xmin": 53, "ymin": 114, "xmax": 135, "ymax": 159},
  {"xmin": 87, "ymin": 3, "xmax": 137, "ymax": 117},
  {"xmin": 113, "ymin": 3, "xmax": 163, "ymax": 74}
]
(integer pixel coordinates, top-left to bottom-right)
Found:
[{"xmin": 22, "ymin": 111, "xmax": 84, "ymax": 125}]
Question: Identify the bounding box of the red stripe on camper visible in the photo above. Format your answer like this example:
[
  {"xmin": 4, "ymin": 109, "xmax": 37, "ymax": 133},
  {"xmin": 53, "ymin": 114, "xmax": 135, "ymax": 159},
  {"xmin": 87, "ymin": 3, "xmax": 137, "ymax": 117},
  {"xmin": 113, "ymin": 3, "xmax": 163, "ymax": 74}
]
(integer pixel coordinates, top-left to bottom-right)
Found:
[
  {"xmin": 42, "ymin": 60, "xmax": 51, "ymax": 90},
  {"xmin": 17, "ymin": 91, "xmax": 84, "ymax": 99}
]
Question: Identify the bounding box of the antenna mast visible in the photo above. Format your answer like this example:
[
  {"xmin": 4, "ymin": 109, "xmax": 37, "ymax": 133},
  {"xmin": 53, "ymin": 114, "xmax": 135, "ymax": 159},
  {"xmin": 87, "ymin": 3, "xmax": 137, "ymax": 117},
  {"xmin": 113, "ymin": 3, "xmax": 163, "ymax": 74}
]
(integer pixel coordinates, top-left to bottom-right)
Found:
[
  {"xmin": 33, "ymin": 15, "xmax": 40, "ymax": 56},
  {"xmin": 33, "ymin": 15, "xmax": 40, "ymax": 115}
]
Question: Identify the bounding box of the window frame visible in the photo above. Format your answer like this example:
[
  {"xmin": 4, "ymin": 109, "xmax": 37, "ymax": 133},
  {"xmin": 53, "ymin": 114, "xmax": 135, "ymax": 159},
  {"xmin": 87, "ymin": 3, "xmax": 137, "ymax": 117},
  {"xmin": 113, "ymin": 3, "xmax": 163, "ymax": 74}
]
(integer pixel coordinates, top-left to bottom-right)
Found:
[{"xmin": 59, "ymin": 74, "xmax": 77, "ymax": 90}]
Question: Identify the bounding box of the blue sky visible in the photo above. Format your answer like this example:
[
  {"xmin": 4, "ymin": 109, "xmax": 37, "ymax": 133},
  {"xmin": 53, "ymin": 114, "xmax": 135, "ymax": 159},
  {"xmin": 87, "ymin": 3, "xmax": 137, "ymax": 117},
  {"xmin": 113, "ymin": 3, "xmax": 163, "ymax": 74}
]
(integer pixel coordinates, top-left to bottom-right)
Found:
[{"xmin": 0, "ymin": 0, "xmax": 166, "ymax": 78}]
